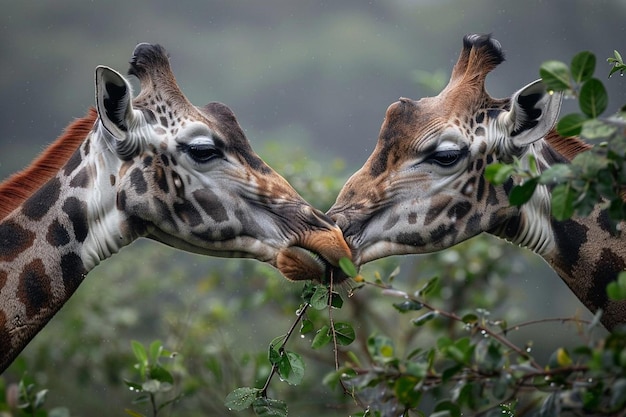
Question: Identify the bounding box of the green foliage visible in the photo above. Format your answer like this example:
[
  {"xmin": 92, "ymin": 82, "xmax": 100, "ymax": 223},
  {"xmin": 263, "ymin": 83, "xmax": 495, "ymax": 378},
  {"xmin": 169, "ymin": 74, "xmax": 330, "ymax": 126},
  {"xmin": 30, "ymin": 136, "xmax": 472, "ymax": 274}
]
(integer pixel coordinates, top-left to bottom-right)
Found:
[
  {"xmin": 124, "ymin": 340, "xmax": 181, "ymax": 416},
  {"xmin": 607, "ymin": 50, "xmax": 626, "ymax": 78},
  {"xmin": 487, "ymin": 50, "xmax": 626, "ymax": 224},
  {"xmin": 0, "ymin": 372, "xmax": 70, "ymax": 417}
]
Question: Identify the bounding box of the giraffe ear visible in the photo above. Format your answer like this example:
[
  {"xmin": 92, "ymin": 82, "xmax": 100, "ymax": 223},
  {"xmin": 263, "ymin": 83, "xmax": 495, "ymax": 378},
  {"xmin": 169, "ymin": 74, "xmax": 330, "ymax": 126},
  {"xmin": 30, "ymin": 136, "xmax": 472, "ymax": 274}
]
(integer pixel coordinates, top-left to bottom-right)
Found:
[
  {"xmin": 502, "ymin": 79, "xmax": 563, "ymax": 148},
  {"xmin": 95, "ymin": 66, "xmax": 136, "ymax": 140}
]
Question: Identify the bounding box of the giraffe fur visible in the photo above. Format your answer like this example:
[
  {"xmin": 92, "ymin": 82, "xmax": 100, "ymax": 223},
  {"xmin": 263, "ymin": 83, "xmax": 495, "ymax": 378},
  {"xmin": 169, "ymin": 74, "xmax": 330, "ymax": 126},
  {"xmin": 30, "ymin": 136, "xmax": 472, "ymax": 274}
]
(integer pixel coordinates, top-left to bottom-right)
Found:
[
  {"xmin": 0, "ymin": 43, "xmax": 351, "ymax": 372},
  {"xmin": 328, "ymin": 33, "xmax": 626, "ymax": 331}
]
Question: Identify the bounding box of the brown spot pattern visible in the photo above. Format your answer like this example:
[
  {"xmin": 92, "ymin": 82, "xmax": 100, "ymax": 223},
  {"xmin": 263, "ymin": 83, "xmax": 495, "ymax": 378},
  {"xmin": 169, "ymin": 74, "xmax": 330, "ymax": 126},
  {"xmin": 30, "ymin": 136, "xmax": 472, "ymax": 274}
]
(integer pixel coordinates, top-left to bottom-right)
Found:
[
  {"xmin": 18, "ymin": 258, "xmax": 52, "ymax": 319},
  {"xmin": 60, "ymin": 252, "xmax": 85, "ymax": 295},
  {"xmin": 0, "ymin": 221, "xmax": 35, "ymax": 262},
  {"xmin": 21, "ymin": 177, "xmax": 62, "ymax": 220},
  {"xmin": 46, "ymin": 219, "xmax": 71, "ymax": 247},
  {"xmin": 62, "ymin": 197, "xmax": 89, "ymax": 243},
  {"xmin": 193, "ymin": 189, "xmax": 228, "ymax": 223}
]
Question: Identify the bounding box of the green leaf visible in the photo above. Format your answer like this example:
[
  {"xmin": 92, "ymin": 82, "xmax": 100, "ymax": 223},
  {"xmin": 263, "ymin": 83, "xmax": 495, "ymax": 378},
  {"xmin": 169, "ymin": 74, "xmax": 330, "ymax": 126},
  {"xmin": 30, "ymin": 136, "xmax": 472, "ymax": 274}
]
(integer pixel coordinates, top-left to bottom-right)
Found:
[
  {"xmin": 581, "ymin": 118, "xmax": 618, "ymax": 140},
  {"xmin": 387, "ymin": 265, "xmax": 401, "ymax": 281},
  {"xmin": 434, "ymin": 400, "xmax": 461, "ymax": 417},
  {"xmin": 148, "ymin": 340, "xmax": 163, "ymax": 363},
  {"xmin": 149, "ymin": 364, "xmax": 174, "ymax": 385},
  {"xmin": 416, "ymin": 276, "xmax": 439, "ymax": 297},
  {"xmin": 330, "ymin": 291, "xmax": 344, "ymax": 309},
  {"xmin": 34, "ymin": 389, "xmax": 48, "ymax": 409},
  {"xmin": 224, "ymin": 387, "xmax": 261, "ymax": 411},
  {"xmin": 608, "ymin": 50, "xmax": 626, "ymax": 78},
  {"xmin": 333, "ymin": 322, "xmax": 356, "ymax": 346},
  {"xmin": 551, "ymin": 183, "xmax": 575, "ymax": 221},
  {"xmin": 411, "ymin": 311, "xmax": 438, "ymax": 326},
  {"xmin": 579, "ymin": 78, "xmax": 608, "ymax": 118},
  {"xmin": 124, "ymin": 380, "xmax": 143, "ymax": 392},
  {"xmin": 538, "ymin": 163, "xmax": 572, "ymax": 185},
  {"xmin": 311, "ymin": 325, "xmax": 332, "ymax": 349},
  {"xmin": 461, "ymin": 313, "xmax": 478, "ymax": 324},
  {"xmin": 509, "ymin": 178, "xmax": 539, "ymax": 206},
  {"xmin": 485, "ymin": 163, "xmax": 515, "ymax": 185},
  {"xmin": 131, "ymin": 341, "xmax": 148, "ymax": 366},
  {"xmin": 338, "ymin": 257, "xmax": 358, "ymax": 277},
  {"xmin": 540, "ymin": 60, "xmax": 571, "ymax": 91},
  {"xmin": 300, "ymin": 282, "xmax": 317, "ymax": 303},
  {"xmin": 556, "ymin": 113, "xmax": 588, "ymax": 137},
  {"xmin": 310, "ymin": 285, "xmax": 329, "ymax": 310},
  {"xmin": 278, "ymin": 351, "xmax": 305, "ymax": 385},
  {"xmin": 252, "ymin": 397, "xmax": 288, "ymax": 417},
  {"xmin": 300, "ymin": 318, "xmax": 314, "ymax": 335},
  {"xmin": 571, "ymin": 51, "xmax": 596, "ymax": 83},
  {"xmin": 394, "ymin": 376, "xmax": 421, "ymax": 408},
  {"xmin": 392, "ymin": 300, "xmax": 423, "ymax": 313},
  {"xmin": 268, "ymin": 345, "xmax": 281, "ymax": 365}
]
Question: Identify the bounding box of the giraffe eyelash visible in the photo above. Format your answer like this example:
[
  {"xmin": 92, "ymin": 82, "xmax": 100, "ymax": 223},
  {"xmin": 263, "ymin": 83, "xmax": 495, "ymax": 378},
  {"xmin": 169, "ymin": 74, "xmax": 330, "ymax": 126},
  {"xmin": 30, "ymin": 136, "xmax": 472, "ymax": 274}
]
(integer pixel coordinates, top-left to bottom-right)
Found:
[
  {"xmin": 177, "ymin": 142, "xmax": 224, "ymax": 164},
  {"xmin": 425, "ymin": 147, "xmax": 469, "ymax": 167}
]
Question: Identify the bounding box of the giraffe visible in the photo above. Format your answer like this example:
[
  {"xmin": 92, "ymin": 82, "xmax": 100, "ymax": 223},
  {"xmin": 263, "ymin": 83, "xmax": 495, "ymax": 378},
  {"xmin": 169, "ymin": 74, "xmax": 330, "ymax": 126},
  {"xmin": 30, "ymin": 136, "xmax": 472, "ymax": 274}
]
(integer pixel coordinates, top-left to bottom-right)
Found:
[
  {"xmin": 0, "ymin": 43, "xmax": 351, "ymax": 372},
  {"xmin": 328, "ymin": 34, "xmax": 626, "ymax": 331}
]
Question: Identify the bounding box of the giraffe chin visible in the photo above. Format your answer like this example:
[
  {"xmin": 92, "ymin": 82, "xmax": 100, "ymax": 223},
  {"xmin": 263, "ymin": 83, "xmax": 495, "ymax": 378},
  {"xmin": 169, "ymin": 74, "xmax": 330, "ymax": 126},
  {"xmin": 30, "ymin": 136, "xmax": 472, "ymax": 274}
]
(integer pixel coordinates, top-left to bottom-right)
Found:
[{"xmin": 276, "ymin": 247, "xmax": 351, "ymax": 284}]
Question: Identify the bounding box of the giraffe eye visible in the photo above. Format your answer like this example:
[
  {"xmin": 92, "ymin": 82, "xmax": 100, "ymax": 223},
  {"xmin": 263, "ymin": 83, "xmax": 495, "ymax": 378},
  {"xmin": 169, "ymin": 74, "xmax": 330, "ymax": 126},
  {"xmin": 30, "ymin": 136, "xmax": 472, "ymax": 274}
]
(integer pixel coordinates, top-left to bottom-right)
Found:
[
  {"xmin": 185, "ymin": 143, "xmax": 224, "ymax": 163},
  {"xmin": 427, "ymin": 149, "xmax": 466, "ymax": 167}
]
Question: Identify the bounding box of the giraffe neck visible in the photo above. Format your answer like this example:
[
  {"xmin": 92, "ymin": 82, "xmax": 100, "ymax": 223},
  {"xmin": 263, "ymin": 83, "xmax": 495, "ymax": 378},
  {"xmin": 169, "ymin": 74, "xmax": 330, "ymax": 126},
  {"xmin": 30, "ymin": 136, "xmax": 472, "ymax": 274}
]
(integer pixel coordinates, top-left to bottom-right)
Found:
[
  {"xmin": 491, "ymin": 138, "xmax": 626, "ymax": 330},
  {"xmin": 0, "ymin": 133, "xmax": 135, "ymax": 371}
]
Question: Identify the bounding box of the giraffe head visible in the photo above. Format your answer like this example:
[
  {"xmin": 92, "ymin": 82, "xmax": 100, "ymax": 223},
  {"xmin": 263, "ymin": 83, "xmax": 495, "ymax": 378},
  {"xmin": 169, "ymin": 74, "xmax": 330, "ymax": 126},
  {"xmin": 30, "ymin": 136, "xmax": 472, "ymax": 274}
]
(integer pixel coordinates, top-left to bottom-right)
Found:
[
  {"xmin": 328, "ymin": 34, "xmax": 562, "ymax": 266},
  {"xmin": 91, "ymin": 43, "xmax": 350, "ymax": 280}
]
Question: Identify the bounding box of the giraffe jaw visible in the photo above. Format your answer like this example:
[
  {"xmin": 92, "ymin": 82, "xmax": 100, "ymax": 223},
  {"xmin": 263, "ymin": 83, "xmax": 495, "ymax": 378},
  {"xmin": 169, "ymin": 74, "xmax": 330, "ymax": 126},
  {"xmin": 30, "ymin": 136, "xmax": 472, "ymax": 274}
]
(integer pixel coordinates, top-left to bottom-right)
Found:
[{"xmin": 147, "ymin": 226, "xmax": 353, "ymax": 283}]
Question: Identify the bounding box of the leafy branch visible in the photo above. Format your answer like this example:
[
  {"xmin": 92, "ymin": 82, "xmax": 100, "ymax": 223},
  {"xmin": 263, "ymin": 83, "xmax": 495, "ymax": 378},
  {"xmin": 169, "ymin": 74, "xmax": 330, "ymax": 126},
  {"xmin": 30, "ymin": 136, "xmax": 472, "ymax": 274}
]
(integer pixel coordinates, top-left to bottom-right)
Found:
[
  {"xmin": 224, "ymin": 266, "xmax": 357, "ymax": 416},
  {"xmin": 487, "ymin": 50, "xmax": 626, "ymax": 225},
  {"xmin": 336, "ymin": 268, "xmax": 626, "ymax": 417}
]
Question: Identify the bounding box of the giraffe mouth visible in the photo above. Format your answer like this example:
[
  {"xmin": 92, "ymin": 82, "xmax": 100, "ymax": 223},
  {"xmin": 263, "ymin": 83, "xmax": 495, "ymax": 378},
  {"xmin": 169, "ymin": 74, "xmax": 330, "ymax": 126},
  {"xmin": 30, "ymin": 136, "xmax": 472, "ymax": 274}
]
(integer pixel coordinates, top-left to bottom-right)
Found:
[{"xmin": 276, "ymin": 246, "xmax": 351, "ymax": 283}]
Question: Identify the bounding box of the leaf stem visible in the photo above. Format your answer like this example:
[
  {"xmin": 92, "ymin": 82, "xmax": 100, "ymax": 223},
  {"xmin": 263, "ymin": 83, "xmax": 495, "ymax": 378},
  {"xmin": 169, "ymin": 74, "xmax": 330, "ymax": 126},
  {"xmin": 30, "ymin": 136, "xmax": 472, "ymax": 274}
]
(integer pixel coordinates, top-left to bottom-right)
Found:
[{"xmin": 260, "ymin": 302, "xmax": 310, "ymax": 397}]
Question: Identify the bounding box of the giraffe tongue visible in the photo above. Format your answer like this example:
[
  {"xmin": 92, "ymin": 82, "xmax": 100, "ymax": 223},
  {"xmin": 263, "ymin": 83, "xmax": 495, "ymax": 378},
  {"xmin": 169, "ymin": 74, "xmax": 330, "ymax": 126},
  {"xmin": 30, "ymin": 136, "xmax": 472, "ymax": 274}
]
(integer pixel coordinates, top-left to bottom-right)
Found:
[{"xmin": 276, "ymin": 247, "xmax": 350, "ymax": 283}]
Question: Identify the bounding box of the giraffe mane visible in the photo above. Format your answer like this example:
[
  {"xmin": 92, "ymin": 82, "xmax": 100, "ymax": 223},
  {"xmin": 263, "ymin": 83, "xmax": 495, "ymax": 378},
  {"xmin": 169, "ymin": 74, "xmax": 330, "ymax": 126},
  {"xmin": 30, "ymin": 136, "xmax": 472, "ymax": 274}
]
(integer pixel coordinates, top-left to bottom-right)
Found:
[
  {"xmin": 0, "ymin": 108, "xmax": 97, "ymax": 220},
  {"xmin": 544, "ymin": 129, "xmax": 592, "ymax": 161},
  {"xmin": 544, "ymin": 129, "xmax": 626, "ymax": 202}
]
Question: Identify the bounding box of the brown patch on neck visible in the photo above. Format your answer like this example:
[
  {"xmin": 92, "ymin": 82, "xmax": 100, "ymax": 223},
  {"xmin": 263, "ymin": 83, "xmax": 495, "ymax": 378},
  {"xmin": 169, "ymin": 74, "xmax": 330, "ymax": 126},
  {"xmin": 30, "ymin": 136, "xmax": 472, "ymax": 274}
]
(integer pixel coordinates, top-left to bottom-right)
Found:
[
  {"xmin": 0, "ymin": 108, "xmax": 97, "ymax": 220},
  {"xmin": 544, "ymin": 129, "xmax": 591, "ymax": 161}
]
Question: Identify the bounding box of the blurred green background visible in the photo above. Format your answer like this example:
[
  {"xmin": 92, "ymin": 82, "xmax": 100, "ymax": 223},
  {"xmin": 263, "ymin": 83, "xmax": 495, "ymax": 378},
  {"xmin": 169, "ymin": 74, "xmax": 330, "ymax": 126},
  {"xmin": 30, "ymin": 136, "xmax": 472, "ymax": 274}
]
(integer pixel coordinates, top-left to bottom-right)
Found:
[{"xmin": 0, "ymin": 1, "xmax": 625, "ymax": 415}]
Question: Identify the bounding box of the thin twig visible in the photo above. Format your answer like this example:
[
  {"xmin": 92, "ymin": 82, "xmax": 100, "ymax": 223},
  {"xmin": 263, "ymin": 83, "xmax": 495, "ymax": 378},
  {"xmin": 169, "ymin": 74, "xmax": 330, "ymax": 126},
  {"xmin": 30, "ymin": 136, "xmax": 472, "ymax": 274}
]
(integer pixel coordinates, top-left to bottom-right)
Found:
[
  {"xmin": 328, "ymin": 270, "xmax": 340, "ymax": 371},
  {"xmin": 260, "ymin": 302, "xmax": 310, "ymax": 397},
  {"xmin": 363, "ymin": 280, "xmax": 544, "ymax": 370},
  {"xmin": 500, "ymin": 316, "xmax": 592, "ymax": 334}
]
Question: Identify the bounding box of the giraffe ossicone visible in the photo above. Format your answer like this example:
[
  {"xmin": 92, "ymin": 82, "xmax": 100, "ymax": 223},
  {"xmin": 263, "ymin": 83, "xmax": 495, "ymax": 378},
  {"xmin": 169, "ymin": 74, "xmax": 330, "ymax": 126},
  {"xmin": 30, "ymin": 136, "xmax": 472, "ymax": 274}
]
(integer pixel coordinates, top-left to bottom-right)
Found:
[
  {"xmin": 328, "ymin": 34, "xmax": 626, "ymax": 331},
  {"xmin": 0, "ymin": 43, "xmax": 351, "ymax": 372}
]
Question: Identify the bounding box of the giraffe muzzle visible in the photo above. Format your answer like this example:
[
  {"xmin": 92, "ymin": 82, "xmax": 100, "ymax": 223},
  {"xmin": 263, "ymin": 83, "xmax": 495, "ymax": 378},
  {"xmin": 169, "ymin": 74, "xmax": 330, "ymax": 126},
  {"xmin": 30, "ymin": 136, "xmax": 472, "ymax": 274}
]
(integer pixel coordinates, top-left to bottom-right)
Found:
[{"xmin": 276, "ymin": 225, "xmax": 352, "ymax": 283}]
